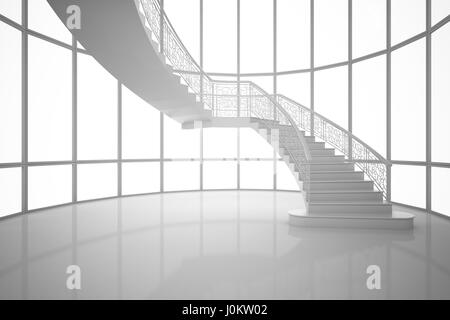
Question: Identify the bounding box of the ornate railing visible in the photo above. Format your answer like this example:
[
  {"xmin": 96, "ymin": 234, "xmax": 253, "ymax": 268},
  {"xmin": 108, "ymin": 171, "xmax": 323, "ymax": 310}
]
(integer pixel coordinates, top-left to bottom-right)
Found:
[
  {"xmin": 137, "ymin": 0, "xmax": 389, "ymax": 201},
  {"xmin": 276, "ymin": 94, "xmax": 390, "ymax": 199},
  {"xmin": 138, "ymin": 0, "xmax": 312, "ymax": 197}
]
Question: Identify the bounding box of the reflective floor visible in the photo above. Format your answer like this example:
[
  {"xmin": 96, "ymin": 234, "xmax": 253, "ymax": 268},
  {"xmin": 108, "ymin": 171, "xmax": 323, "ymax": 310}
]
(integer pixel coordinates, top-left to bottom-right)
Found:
[{"xmin": 0, "ymin": 190, "xmax": 449, "ymax": 299}]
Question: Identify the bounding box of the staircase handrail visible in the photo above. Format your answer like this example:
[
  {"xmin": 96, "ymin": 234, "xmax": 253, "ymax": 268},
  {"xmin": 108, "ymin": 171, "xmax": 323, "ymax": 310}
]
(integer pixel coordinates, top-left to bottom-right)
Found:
[{"xmin": 276, "ymin": 94, "xmax": 390, "ymax": 199}]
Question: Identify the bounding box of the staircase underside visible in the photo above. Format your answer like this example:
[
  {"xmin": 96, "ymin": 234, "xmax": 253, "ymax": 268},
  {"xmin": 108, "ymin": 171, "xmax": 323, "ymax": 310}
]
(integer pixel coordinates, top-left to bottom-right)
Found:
[{"xmin": 48, "ymin": 0, "xmax": 211, "ymax": 123}]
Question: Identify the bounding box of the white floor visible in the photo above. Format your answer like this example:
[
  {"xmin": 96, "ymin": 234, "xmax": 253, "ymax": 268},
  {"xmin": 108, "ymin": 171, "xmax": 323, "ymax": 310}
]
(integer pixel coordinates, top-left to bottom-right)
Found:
[{"xmin": 0, "ymin": 190, "xmax": 449, "ymax": 299}]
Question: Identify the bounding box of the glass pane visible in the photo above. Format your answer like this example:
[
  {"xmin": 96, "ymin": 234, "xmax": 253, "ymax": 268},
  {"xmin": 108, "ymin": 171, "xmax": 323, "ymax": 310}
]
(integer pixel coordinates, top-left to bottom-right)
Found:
[
  {"xmin": 278, "ymin": 73, "xmax": 310, "ymax": 108},
  {"xmin": 314, "ymin": 0, "xmax": 348, "ymax": 66},
  {"xmin": 164, "ymin": 161, "xmax": 200, "ymax": 191},
  {"xmin": 203, "ymin": 161, "xmax": 237, "ymax": 189},
  {"xmin": 77, "ymin": 163, "xmax": 117, "ymax": 201},
  {"xmin": 163, "ymin": 115, "xmax": 200, "ymax": 159},
  {"xmin": 240, "ymin": 160, "xmax": 273, "ymax": 189},
  {"xmin": 241, "ymin": 0, "xmax": 273, "ymax": 73},
  {"xmin": 0, "ymin": 23, "xmax": 21, "ymax": 163},
  {"xmin": 204, "ymin": 0, "xmax": 236, "ymax": 72},
  {"xmin": 392, "ymin": 39, "xmax": 426, "ymax": 161},
  {"xmin": 122, "ymin": 85, "xmax": 160, "ymax": 159},
  {"xmin": 203, "ymin": 128, "xmax": 237, "ymax": 158},
  {"xmin": 28, "ymin": 165, "xmax": 72, "ymax": 210},
  {"xmin": 392, "ymin": 165, "xmax": 426, "ymax": 208},
  {"xmin": 432, "ymin": 0, "xmax": 450, "ymax": 25},
  {"xmin": 28, "ymin": 0, "xmax": 72, "ymax": 44},
  {"xmin": 0, "ymin": 168, "xmax": 21, "ymax": 217},
  {"xmin": 277, "ymin": 0, "xmax": 310, "ymax": 71},
  {"xmin": 314, "ymin": 65, "xmax": 348, "ymax": 129},
  {"xmin": 122, "ymin": 162, "xmax": 160, "ymax": 195},
  {"xmin": 432, "ymin": 167, "xmax": 450, "ymax": 217},
  {"xmin": 0, "ymin": 0, "xmax": 21, "ymax": 24},
  {"xmin": 28, "ymin": 36, "xmax": 72, "ymax": 161},
  {"xmin": 239, "ymin": 128, "xmax": 273, "ymax": 158},
  {"xmin": 78, "ymin": 54, "xmax": 117, "ymax": 160},
  {"xmin": 353, "ymin": 55, "xmax": 386, "ymax": 157},
  {"xmin": 353, "ymin": 0, "xmax": 386, "ymax": 58},
  {"xmin": 277, "ymin": 161, "xmax": 300, "ymax": 191},
  {"xmin": 432, "ymin": 23, "xmax": 450, "ymax": 163},
  {"xmin": 241, "ymin": 76, "xmax": 273, "ymax": 94},
  {"xmin": 391, "ymin": 0, "xmax": 426, "ymax": 45},
  {"xmin": 165, "ymin": 0, "xmax": 199, "ymax": 62}
]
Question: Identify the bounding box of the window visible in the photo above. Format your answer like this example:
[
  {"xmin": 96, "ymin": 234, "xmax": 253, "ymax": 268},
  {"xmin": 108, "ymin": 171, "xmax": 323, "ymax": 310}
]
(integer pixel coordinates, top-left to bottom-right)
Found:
[
  {"xmin": 391, "ymin": 0, "xmax": 425, "ymax": 45},
  {"xmin": 314, "ymin": 66, "xmax": 348, "ymax": 129},
  {"xmin": 28, "ymin": 165, "xmax": 72, "ymax": 210},
  {"xmin": 203, "ymin": 128, "xmax": 237, "ymax": 159},
  {"xmin": 0, "ymin": 0, "xmax": 21, "ymax": 24},
  {"xmin": 277, "ymin": 0, "xmax": 310, "ymax": 72},
  {"xmin": 122, "ymin": 162, "xmax": 160, "ymax": 195},
  {"xmin": 165, "ymin": 0, "xmax": 200, "ymax": 62},
  {"xmin": 392, "ymin": 165, "xmax": 426, "ymax": 209},
  {"xmin": 77, "ymin": 164, "xmax": 117, "ymax": 201},
  {"xmin": 204, "ymin": 0, "xmax": 236, "ymax": 72},
  {"xmin": 122, "ymin": 85, "xmax": 160, "ymax": 159},
  {"xmin": 0, "ymin": 168, "xmax": 21, "ymax": 217},
  {"xmin": 278, "ymin": 73, "xmax": 310, "ymax": 108},
  {"xmin": 353, "ymin": 0, "xmax": 386, "ymax": 58},
  {"xmin": 432, "ymin": 167, "xmax": 450, "ymax": 217},
  {"xmin": 164, "ymin": 161, "xmax": 200, "ymax": 191},
  {"xmin": 0, "ymin": 23, "xmax": 21, "ymax": 163},
  {"xmin": 314, "ymin": 0, "xmax": 348, "ymax": 66},
  {"xmin": 28, "ymin": 0, "xmax": 72, "ymax": 44},
  {"xmin": 277, "ymin": 161, "xmax": 300, "ymax": 191},
  {"xmin": 163, "ymin": 115, "xmax": 200, "ymax": 159},
  {"xmin": 239, "ymin": 128, "xmax": 273, "ymax": 159},
  {"xmin": 432, "ymin": 23, "xmax": 450, "ymax": 163},
  {"xmin": 203, "ymin": 161, "xmax": 237, "ymax": 190},
  {"xmin": 78, "ymin": 54, "xmax": 117, "ymax": 160},
  {"xmin": 241, "ymin": 0, "xmax": 273, "ymax": 73},
  {"xmin": 240, "ymin": 160, "xmax": 273, "ymax": 189},
  {"xmin": 353, "ymin": 55, "xmax": 386, "ymax": 156},
  {"xmin": 432, "ymin": 0, "xmax": 450, "ymax": 25},
  {"xmin": 392, "ymin": 39, "xmax": 426, "ymax": 161},
  {"xmin": 28, "ymin": 36, "xmax": 72, "ymax": 162}
]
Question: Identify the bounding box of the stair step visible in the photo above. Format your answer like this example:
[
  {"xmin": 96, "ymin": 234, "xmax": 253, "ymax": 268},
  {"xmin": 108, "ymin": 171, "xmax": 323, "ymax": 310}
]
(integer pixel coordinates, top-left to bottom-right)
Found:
[
  {"xmin": 289, "ymin": 209, "xmax": 414, "ymax": 230},
  {"xmin": 310, "ymin": 148, "xmax": 335, "ymax": 156},
  {"xmin": 308, "ymin": 202, "xmax": 392, "ymax": 214},
  {"xmin": 310, "ymin": 162, "xmax": 355, "ymax": 171},
  {"xmin": 310, "ymin": 155, "xmax": 346, "ymax": 163},
  {"xmin": 310, "ymin": 171, "xmax": 364, "ymax": 181},
  {"xmin": 308, "ymin": 190, "xmax": 383, "ymax": 202},
  {"xmin": 309, "ymin": 180, "xmax": 373, "ymax": 191}
]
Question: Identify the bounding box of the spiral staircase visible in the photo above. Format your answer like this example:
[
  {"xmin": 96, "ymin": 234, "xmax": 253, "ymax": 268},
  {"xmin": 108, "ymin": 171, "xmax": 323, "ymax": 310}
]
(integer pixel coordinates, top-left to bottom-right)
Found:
[{"xmin": 48, "ymin": 0, "xmax": 414, "ymax": 229}]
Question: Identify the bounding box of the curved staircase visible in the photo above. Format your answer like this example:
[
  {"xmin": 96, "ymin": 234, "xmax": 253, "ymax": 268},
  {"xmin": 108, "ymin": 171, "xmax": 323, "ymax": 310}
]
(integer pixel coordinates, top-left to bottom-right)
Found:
[{"xmin": 47, "ymin": 0, "xmax": 414, "ymax": 229}]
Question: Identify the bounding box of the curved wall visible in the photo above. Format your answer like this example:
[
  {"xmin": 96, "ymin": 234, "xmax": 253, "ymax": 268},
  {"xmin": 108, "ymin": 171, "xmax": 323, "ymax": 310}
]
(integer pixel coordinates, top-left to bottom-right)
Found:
[{"xmin": 1, "ymin": 0, "xmax": 450, "ymax": 218}]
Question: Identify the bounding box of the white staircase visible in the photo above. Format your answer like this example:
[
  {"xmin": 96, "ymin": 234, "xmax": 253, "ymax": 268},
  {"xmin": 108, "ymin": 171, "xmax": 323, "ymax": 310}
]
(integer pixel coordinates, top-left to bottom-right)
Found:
[{"xmin": 47, "ymin": 0, "xmax": 414, "ymax": 229}]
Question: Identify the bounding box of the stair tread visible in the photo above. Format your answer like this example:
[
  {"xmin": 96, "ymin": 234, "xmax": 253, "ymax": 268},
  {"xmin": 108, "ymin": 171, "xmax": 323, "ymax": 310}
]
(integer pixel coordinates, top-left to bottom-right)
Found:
[
  {"xmin": 314, "ymin": 170, "xmax": 363, "ymax": 174},
  {"xmin": 310, "ymin": 180, "xmax": 372, "ymax": 183},
  {"xmin": 293, "ymin": 212, "xmax": 412, "ymax": 220},
  {"xmin": 309, "ymin": 201, "xmax": 390, "ymax": 206},
  {"xmin": 309, "ymin": 190, "xmax": 382, "ymax": 194}
]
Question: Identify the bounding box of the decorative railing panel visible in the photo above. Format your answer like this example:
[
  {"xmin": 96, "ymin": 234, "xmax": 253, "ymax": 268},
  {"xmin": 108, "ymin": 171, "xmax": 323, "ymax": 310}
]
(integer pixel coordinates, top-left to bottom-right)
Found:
[
  {"xmin": 138, "ymin": 0, "xmax": 390, "ymax": 201},
  {"xmin": 276, "ymin": 95, "xmax": 390, "ymax": 199}
]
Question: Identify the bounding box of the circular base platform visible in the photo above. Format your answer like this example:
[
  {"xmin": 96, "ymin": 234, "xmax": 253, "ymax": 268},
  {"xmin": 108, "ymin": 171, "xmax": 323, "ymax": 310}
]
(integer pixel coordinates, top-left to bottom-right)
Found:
[{"xmin": 288, "ymin": 209, "xmax": 415, "ymax": 230}]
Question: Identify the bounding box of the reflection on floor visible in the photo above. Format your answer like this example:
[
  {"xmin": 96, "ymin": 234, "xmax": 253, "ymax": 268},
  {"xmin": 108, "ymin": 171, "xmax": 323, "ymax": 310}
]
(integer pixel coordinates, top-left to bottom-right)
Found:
[{"xmin": 0, "ymin": 190, "xmax": 449, "ymax": 299}]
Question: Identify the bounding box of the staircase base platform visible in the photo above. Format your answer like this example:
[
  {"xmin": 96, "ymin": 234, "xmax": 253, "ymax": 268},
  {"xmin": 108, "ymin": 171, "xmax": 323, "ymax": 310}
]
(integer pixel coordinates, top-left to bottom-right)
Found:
[{"xmin": 288, "ymin": 209, "xmax": 414, "ymax": 230}]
